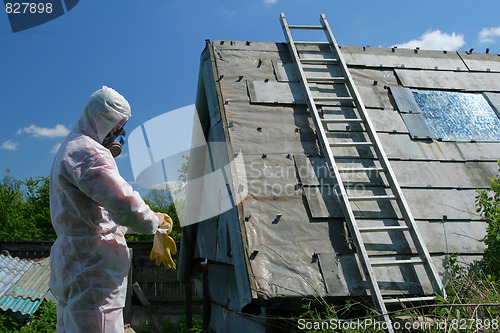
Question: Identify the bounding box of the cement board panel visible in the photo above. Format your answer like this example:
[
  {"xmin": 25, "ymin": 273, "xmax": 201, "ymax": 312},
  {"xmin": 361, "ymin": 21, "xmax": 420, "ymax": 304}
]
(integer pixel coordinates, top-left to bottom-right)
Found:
[
  {"xmin": 395, "ymin": 69, "xmax": 500, "ymax": 92},
  {"xmin": 458, "ymin": 51, "xmax": 500, "ymax": 72},
  {"xmin": 391, "ymin": 160, "xmax": 498, "ymax": 189},
  {"xmin": 247, "ymin": 80, "xmax": 306, "ymax": 104},
  {"xmin": 272, "ymin": 59, "xmax": 298, "ymax": 82},
  {"xmin": 215, "ymin": 48, "xmax": 290, "ymax": 82},
  {"xmin": 379, "ymin": 132, "xmax": 500, "ymax": 161},
  {"xmin": 227, "ymin": 102, "xmax": 320, "ymax": 156},
  {"xmin": 323, "ymin": 108, "xmax": 408, "ymax": 134},
  {"xmin": 359, "ymin": 220, "xmax": 486, "ymax": 254},
  {"xmin": 340, "ymin": 46, "xmax": 466, "ymax": 71}
]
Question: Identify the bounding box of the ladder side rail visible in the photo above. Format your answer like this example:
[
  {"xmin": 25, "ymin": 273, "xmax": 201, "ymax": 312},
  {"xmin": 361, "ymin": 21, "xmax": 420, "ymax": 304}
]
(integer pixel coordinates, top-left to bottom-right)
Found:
[
  {"xmin": 319, "ymin": 14, "xmax": 445, "ymax": 297},
  {"xmin": 280, "ymin": 13, "xmax": 392, "ymax": 324}
]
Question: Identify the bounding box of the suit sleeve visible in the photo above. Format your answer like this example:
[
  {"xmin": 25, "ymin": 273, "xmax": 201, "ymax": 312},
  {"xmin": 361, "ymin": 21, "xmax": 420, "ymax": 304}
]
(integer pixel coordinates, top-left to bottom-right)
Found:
[{"xmin": 75, "ymin": 149, "xmax": 160, "ymax": 234}]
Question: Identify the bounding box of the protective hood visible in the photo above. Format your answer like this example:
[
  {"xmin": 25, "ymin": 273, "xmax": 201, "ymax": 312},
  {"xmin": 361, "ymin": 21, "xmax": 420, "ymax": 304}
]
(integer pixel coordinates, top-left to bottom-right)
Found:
[{"xmin": 76, "ymin": 86, "xmax": 131, "ymax": 144}]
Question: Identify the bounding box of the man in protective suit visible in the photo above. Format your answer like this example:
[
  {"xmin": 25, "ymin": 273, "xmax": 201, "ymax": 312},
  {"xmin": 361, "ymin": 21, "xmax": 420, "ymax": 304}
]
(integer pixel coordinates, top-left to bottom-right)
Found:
[{"xmin": 49, "ymin": 86, "xmax": 164, "ymax": 332}]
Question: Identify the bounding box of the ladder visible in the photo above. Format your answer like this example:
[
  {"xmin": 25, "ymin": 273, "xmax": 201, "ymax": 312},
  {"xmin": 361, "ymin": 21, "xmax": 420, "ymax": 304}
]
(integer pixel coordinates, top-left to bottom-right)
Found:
[{"xmin": 280, "ymin": 13, "xmax": 445, "ymax": 332}]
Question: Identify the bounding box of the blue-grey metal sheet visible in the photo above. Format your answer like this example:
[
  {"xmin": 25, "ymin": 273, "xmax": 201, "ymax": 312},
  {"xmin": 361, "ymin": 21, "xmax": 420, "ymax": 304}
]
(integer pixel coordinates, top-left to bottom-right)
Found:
[
  {"xmin": 389, "ymin": 86, "xmax": 422, "ymax": 114},
  {"xmin": 400, "ymin": 113, "xmax": 433, "ymax": 139},
  {"xmin": 484, "ymin": 92, "xmax": 500, "ymax": 118},
  {"xmin": 458, "ymin": 52, "xmax": 500, "ymax": 73},
  {"xmin": 395, "ymin": 69, "xmax": 500, "ymax": 92},
  {"xmin": 0, "ymin": 255, "xmax": 50, "ymax": 316}
]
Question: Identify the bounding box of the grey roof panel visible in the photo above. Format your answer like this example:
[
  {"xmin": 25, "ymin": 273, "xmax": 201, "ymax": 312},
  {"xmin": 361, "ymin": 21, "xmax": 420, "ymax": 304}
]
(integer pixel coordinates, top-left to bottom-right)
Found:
[
  {"xmin": 395, "ymin": 69, "xmax": 500, "ymax": 92},
  {"xmin": 272, "ymin": 59, "xmax": 298, "ymax": 82},
  {"xmin": 458, "ymin": 51, "xmax": 500, "ymax": 72},
  {"xmin": 247, "ymin": 80, "xmax": 305, "ymax": 104},
  {"xmin": 187, "ymin": 40, "xmax": 497, "ymax": 304},
  {"xmin": 340, "ymin": 46, "xmax": 466, "ymax": 71},
  {"xmin": 379, "ymin": 132, "xmax": 500, "ymax": 161}
]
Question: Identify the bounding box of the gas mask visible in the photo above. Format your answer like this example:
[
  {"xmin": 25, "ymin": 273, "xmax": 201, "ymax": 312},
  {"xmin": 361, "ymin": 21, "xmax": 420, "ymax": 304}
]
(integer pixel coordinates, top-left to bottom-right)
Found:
[{"xmin": 103, "ymin": 121, "xmax": 127, "ymax": 157}]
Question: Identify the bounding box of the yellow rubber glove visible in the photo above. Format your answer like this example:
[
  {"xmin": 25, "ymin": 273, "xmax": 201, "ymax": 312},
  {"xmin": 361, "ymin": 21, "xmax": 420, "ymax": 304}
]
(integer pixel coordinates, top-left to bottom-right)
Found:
[{"xmin": 150, "ymin": 213, "xmax": 177, "ymax": 269}]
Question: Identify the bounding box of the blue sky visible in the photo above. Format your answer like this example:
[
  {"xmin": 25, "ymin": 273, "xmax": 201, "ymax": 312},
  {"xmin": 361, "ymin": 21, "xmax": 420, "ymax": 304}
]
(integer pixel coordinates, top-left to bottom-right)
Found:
[{"xmin": 1, "ymin": 0, "xmax": 500, "ymax": 191}]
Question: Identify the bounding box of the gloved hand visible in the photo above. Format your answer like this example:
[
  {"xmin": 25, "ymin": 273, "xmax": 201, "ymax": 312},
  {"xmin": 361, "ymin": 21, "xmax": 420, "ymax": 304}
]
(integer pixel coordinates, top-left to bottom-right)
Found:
[{"xmin": 150, "ymin": 213, "xmax": 177, "ymax": 269}]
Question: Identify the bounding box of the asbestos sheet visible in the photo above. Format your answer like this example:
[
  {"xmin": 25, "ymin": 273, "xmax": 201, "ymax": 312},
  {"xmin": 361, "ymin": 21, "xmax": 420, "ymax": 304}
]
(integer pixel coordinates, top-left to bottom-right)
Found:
[
  {"xmin": 458, "ymin": 52, "xmax": 500, "ymax": 73},
  {"xmin": 272, "ymin": 59, "xmax": 298, "ymax": 82},
  {"xmin": 245, "ymin": 154, "xmax": 299, "ymax": 197},
  {"xmin": 341, "ymin": 46, "xmax": 466, "ymax": 71},
  {"xmin": 214, "ymin": 48, "xmax": 292, "ymax": 83},
  {"xmin": 226, "ymin": 102, "xmax": 320, "ymax": 156},
  {"xmin": 358, "ymin": 219, "xmax": 486, "ymax": 255},
  {"xmin": 357, "ymin": 85, "xmax": 385, "ymax": 109},
  {"xmin": 348, "ymin": 68, "xmax": 398, "ymax": 110},
  {"xmin": 395, "ymin": 69, "xmax": 500, "ymax": 92},
  {"xmin": 303, "ymin": 186, "xmax": 342, "ymax": 218},
  {"xmin": 324, "ymin": 108, "xmax": 408, "ymax": 134},
  {"xmin": 391, "ymin": 160, "xmax": 498, "ymax": 189},
  {"xmin": 247, "ymin": 80, "xmax": 306, "ymax": 104},
  {"xmin": 317, "ymin": 253, "xmax": 355, "ymax": 296},
  {"xmin": 379, "ymin": 132, "xmax": 500, "ymax": 161}
]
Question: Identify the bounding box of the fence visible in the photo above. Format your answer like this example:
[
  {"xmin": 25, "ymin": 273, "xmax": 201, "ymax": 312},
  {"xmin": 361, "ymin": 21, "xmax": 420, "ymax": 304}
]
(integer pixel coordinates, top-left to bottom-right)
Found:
[{"xmin": 0, "ymin": 240, "xmax": 200, "ymax": 304}]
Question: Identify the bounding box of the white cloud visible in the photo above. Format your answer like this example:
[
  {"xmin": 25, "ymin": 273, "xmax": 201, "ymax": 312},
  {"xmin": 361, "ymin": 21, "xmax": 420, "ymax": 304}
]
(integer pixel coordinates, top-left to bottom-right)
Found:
[
  {"xmin": 51, "ymin": 143, "xmax": 61, "ymax": 154},
  {"xmin": 479, "ymin": 26, "xmax": 500, "ymax": 44},
  {"xmin": 264, "ymin": 0, "xmax": 279, "ymax": 4},
  {"xmin": 395, "ymin": 30, "xmax": 466, "ymax": 51},
  {"xmin": 1, "ymin": 140, "xmax": 19, "ymax": 151},
  {"xmin": 17, "ymin": 124, "xmax": 70, "ymax": 138}
]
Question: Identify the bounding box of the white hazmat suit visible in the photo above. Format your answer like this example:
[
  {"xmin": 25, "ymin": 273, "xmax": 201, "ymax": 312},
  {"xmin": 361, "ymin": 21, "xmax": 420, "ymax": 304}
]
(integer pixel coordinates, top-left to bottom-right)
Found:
[{"xmin": 49, "ymin": 86, "xmax": 160, "ymax": 332}]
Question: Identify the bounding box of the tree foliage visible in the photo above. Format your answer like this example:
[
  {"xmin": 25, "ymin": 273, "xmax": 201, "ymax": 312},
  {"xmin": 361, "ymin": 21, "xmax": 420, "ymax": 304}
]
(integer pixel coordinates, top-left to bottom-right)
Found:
[
  {"xmin": 0, "ymin": 171, "xmax": 55, "ymax": 241},
  {"xmin": 476, "ymin": 161, "xmax": 500, "ymax": 278}
]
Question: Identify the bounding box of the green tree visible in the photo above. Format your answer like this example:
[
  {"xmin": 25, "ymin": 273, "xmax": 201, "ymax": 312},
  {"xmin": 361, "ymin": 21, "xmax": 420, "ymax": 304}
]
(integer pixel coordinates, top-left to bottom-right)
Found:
[
  {"xmin": 0, "ymin": 171, "xmax": 54, "ymax": 241},
  {"xmin": 0, "ymin": 171, "xmax": 25, "ymax": 239},
  {"xmin": 476, "ymin": 161, "xmax": 500, "ymax": 279}
]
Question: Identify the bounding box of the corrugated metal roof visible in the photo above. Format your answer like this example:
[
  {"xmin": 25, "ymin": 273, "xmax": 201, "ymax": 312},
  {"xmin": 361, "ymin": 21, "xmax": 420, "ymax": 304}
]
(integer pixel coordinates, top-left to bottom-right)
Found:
[{"xmin": 0, "ymin": 254, "xmax": 50, "ymax": 316}]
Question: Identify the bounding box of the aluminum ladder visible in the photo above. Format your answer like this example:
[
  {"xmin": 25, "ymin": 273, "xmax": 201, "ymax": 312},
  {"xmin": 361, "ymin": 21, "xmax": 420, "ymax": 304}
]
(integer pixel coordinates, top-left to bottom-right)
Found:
[{"xmin": 280, "ymin": 13, "xmax": 445, "ymax": 332}]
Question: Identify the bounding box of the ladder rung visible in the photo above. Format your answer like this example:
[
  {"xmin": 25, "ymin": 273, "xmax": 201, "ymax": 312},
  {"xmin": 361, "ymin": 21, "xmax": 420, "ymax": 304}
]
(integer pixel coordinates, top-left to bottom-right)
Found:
[
  {"xmin": 338, "ymin": 167, "xmax": 385, "ymax": 173},
  {"xmin": 300, "ymin": 59, "xmax": 339, "ymax": 64},
  {"xmin": 383, "ymin": 296, "xmax": 436, "ymax": 304},
  {"xmin": 306, "ymin": 77, "xmax": 346, "ymax": 83},
  {"xmin": 348, "ymin": 195, "xmax": 397, "ymax": 201},
  {"xmin": 329, "ymin": 142, "xmax": 374, "ymax": 148},
  {"xmin": 358, "ymin": 226, "xmax": 409, "ymax": 233},
  {"xmin": 314, "ymin": 96, "xmax": 354, "ymax": 102},
  {"xmin": 288, "ymin": 25, "xmax": 324, "ymax": 30},
  {"xmin": 294, "ymin": 41, "xmax": 331, "ymax": 45},
  {"xmin": 321, "ymin": 118, "xmax": 363, "ymax": 124},
  {"xmin": 371, "ymin": 258, "xmax": 423, "ymax": 267}
]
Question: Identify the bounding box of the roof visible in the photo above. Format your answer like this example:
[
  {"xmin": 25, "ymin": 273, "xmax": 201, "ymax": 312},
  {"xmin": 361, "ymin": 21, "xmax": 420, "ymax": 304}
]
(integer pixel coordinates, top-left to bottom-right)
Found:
[
  {"xmin": 182, "ymin": 39, "xmax": 500, "ymax": 311},
  {"xmin": 0, "ymin": 254, "xmax": 51, "ymax": 316}
]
